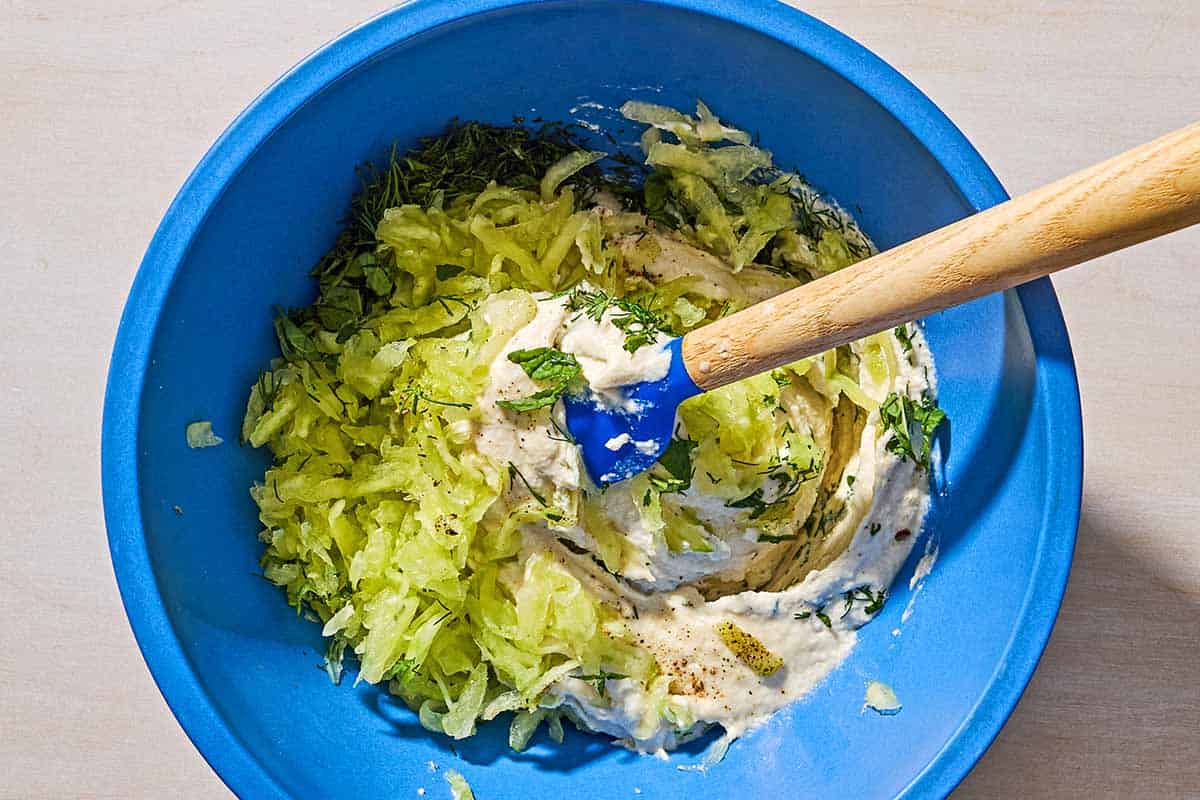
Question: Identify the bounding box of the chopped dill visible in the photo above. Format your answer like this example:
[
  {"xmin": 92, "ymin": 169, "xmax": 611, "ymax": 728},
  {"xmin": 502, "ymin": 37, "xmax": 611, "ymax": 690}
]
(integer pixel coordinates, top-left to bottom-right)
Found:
[{"xmin": 507, "ymin": 462, "xmax": 548, "ymax": 507}]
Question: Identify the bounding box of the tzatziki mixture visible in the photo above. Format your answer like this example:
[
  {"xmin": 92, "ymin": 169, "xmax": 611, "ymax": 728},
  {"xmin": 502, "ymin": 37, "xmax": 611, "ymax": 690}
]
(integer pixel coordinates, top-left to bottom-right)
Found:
[{"xmin": 242, "ymin": 101, "xmax": 947, "ymax": 756}]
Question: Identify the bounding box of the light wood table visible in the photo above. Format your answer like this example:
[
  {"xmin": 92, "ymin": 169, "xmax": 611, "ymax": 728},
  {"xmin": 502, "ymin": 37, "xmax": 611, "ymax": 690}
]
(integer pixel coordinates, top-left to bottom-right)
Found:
[{"xmin": 1, "ymin": 2, "xmax": 1196, "ymax": 798}]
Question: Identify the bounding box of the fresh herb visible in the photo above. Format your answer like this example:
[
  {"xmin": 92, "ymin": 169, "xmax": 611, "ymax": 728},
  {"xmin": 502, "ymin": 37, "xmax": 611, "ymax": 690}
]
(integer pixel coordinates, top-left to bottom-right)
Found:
[
  {"xmin": 274, "ymin": 119, "xmax": 642, "ymax": 367},
  {"xmin": 727, "ymin": 488, "xmax": 768, "ymax": 519},
  {"xmin": 757, "ymin": 532, "xmax": 799, "ymax": 543},
  {"xmin": 894, "ymin": 325, "xmax": 914, "ymax": 355},
  {"xmin": 255, "ymin": 371, "xmax": 280, "ymax": 407},
  {"xmin": 506, "ymin": 465, "xmax": 563, "ymax": 521},
  {"xmin": 566, "ymin": 287, "xmax": 672, "ymax": 353},
  {"xmin": 793, "ymin": 487, "xmax": 844, "ymax": 550},
  {"xmin": 576, "ymin": 670, "xmax": 627, "ymax": 699},
  {"xmin": 643, "ymin": 170, "xmax": 687, "ymax": 229},
  {"xmin": 273, "ymin": 312, "xmax": 320, "ymax": 362},
  {"xmin": 611, "ymin": 298, "xmax": 671, "ymax": 353},
  {"xmin": 846, "ymin": 474, "xmax": 856, "ymax": 488},
  {"xmin": 431, "ymin": 294, "xmax": 474, "ymax": 314},
  {"xmin": 495, "ymin": 387, "xmax": 566, "ymax": 413},
  {"xmin": 842, "ymin": 586, "xmax": 887, "ymax": 617},
  {"xmin": 507, "ymin": 462, "xmax": 548, "ymax": 506},
  {"xmin": 795, "ymin": 607, "xmax": 832, "ymax": 629},
  {"xmin": 735, "ymin": 445, "xmax": 822, "ymax": 521},
  {"xmin": 868, "ymin": 522, "xmax": 882, "ymax": 536},
  {"xmin": 783, "ymin": 179, "xmax": 873, "ymax": 263},
  {"xmin": 547, "ymin": 416, "xmax": 576, "ymax": 444},
  {"xmin": 398, "ymin": 385, "xmax": 472, "ymax": 415},
  {"xmin": 648, "ymin": 436, "xmax": 697, "ymax": 493},
  {"xmin": 497, "ymin": 347, "xmax": 582, "ymax": 412},
  {"xmin": 436, "ymin": 263, "xmax": 465, "ymax": 281},
  {"xmin": 355, "ymin": 120, "xmax": 635, "ymax": 224},
  {"xmin": 506, "ymin": 347, "xmax": 582, "ymax": 384},
  {"xmin": 383, "ymin": 657, "xmax": 416, "ymax": 682},
  {"xmin": 566, "ymin": 286, "xmax": 615, "ymax": 322},
  {"xmin": 556, "ymin": 537, "xmax": 590, "ymax": 555},
  {"xmin": 771, "ymin": 369, "xmax": 791, "ymax": 388},
  {"xmin": 879, "ymin": 393, "xmax": 947, "ymax": 469}
]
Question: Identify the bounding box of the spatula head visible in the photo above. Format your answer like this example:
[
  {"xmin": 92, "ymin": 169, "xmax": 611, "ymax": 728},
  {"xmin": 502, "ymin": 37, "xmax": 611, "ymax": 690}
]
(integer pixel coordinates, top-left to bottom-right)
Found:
[{"xmin": 564, "ymin": 338, "xmax": 702, "ymax": 486}]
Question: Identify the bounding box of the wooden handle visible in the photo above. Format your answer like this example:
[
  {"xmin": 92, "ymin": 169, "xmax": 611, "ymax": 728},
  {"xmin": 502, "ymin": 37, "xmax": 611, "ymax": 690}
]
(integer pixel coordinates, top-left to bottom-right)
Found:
[{"xmin": 682, "ymin": 122, "xmax": 1200, "ymax": 390}]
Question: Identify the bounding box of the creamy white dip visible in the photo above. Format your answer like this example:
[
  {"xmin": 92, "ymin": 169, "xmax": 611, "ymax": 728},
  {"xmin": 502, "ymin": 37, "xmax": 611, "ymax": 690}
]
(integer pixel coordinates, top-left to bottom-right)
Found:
[{"xmin": 471, "ymin": 233, "xmax": 936, "ymax": 755}]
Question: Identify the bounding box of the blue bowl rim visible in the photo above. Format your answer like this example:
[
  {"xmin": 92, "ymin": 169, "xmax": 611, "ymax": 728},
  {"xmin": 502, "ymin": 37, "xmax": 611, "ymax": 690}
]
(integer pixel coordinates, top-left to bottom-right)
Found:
[{"xmin": 100, "ymin": 1, "xmax": 1083, "ymax": 797}]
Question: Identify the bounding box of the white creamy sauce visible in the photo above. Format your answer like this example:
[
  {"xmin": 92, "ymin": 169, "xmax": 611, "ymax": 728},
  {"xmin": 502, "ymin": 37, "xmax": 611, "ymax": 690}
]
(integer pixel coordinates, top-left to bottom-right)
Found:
[
  {"xmin": 605, "ymin": 433, "xmax": 633, "ymax": 451},
  {"xmin": 475, "ymin": 297, "xmax": 581, "ymax": 504},
  {"xmin": 560, "ymin": 308, "xmax": 670, "ymax": 412},
  {"xmin": 584, "ymin": 399, "xmax": 930, "ymax": 746},
  {"xmin": 604, "ymin": 433, "xmax": 662, "ymax": 457},
  {"xmin": 469, "ymin": 248, "xmax": 938, "ymax": 755},
  {"xmin": 909, "ymin": 538, "xmax": 939, "ymax": 590},
  {"xmin": 901, "ymin": 537, "xmax": 939, "ymax": 623}
]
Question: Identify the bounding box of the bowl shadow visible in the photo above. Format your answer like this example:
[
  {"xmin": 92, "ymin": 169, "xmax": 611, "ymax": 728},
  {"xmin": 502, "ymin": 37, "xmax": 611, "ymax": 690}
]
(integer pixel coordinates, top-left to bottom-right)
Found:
[{"xmin": 357, "ymin": 686, "xmax": 682, "ymax": 771}]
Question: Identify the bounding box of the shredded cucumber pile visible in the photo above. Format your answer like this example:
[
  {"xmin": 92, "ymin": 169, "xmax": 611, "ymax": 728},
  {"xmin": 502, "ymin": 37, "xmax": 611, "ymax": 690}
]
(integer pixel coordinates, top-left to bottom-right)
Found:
[{"xmin": 242, "ymin": 101, "xmax": 926, "ymax": 748}]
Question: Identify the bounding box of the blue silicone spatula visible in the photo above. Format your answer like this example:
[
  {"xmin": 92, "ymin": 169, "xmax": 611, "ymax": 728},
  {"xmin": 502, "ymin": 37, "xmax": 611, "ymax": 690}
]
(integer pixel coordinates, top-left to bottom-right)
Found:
[{"xmin": 566, "ymin": 121, "xmax": 1200, "ymax": 485}]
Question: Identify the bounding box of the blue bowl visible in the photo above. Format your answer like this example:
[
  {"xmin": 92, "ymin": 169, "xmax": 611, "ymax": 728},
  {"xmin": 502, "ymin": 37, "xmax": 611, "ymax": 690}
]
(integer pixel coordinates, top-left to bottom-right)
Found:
[{"xmin": 102, "ymin": 2, "xmax": 1082, "ymax": 798}]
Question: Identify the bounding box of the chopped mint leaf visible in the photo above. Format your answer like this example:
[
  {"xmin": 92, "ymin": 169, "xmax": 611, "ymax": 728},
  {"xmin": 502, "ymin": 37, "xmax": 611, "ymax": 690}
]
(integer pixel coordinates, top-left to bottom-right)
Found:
[
  {"xmin": 436, "ymin": 263, "xmax": 465, "ymax": 281},
  {"xmin": 648, "ymin": 436, "xmax": 697, "ymax": 493},
  {"xmin": 498, "ymin": 348, "xmax": 582, "ymax": 412},
  {"xmin": 273, "ymin": 311, "xmax": 319, "ymax": 361},
  {"xmin": 794, "ymin": 607, "xmax": 833, "ymax": 629},
  {"xmin": 879, "ymin": 393, "xmax": 946, "ymax": 469},
  {"xmin": 497, "ymin": 387, "xmax": 563, "ymax": 412},
  {"xmin": 842, "ymin": 585, "xmax": 887, "ymax": 617},
  {"xmin": 506, "ymin": 347, "xmax": 582, "ymax": 384}
]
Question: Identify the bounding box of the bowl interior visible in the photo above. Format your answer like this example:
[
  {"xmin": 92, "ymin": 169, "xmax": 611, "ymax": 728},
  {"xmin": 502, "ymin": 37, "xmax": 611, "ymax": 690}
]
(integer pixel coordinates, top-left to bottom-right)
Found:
[{"xmin": 108, "ymin": 2, "xmax": 1078, "ymax": 798}]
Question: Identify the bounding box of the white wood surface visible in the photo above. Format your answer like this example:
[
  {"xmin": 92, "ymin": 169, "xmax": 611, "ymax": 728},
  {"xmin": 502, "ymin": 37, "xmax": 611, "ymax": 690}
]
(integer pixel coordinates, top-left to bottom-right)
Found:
[{"xmin": 1, "ymin": 2, "xmax": 1196, "ymax": 798}]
